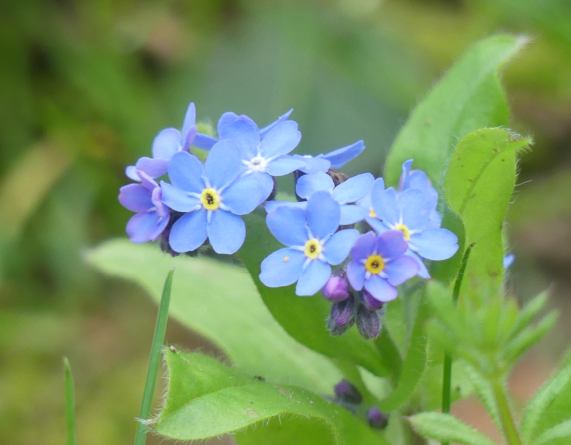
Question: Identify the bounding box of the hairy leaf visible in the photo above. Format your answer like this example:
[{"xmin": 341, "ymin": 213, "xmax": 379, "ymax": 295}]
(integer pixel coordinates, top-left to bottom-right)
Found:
[
  {"xmin": 536, "ymin": 420, "xmax": 571, "ymax": 445},
  {"xmin": 409, "ymin": 412, "xmax": 496, "ymax": 445}
]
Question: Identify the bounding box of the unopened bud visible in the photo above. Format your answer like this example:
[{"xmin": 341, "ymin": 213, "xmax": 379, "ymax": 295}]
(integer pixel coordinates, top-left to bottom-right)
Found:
[
  {"xmin": 367, "ymin": 406, "xmax": 389, "ymax": 429},
  {"xmin": 333, "ymin": 379, "xmax": 362, "ymax": 404},
  {"xmin": 356, "ymin": 305, "xmax": 381, "ymax": 339},
  {"xmin": 361, "ymin": 290, "xmax": 384, "ymax": 311},
  {"xmin": 327, "ymin": 296, "xmax": 355, "ymax": 336},
  {"xmin": 323, "ymin": 274, "xmax": 350, "ymax": 302}
]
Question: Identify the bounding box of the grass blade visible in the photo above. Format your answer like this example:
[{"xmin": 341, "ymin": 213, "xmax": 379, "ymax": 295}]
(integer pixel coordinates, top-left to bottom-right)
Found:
[{"xmin": 63, "ymin": 357, "xmax": 77, "ymax": 445}]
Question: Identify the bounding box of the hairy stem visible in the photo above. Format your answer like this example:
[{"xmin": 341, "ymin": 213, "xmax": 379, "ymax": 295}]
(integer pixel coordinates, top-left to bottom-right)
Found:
[{"xmin": 492, "ymin": 379, "xmax": 523, "ymax": 445}]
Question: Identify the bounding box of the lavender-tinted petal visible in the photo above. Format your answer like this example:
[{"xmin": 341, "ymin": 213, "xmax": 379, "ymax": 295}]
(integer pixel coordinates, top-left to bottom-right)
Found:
[
  {"xmin": 259, "ymin": 109, "xmax": 294, "ymax": 137},
  {"xmin": 322, "ymin": 274, "xmax": 350, "ymax": 302},
  {"xmin": 347, "ymin": 260, "xmax": 366, "ymax": 290},
  {"xmin": 332, "ymin": 172, "xmax": 374, "ymax": 204},
  {"xmin": 323, "ymin": 229, "xmax": 359, "ymax": 265},
  {"xmin": 260, "ymin": 248, "xmax": 305, "ymax": 287},
  {"xmin": 306, "ymin": 191, "xmax": 340, "ymax": 239},
  {"xmin": 136, "ymin": 157, "xmax": 169, "ymax": 179},
  {"xmin": 296, "ymin": 260, "xmax": 331, "ymax": 296},
  {"xmin": 181, "ymin": 102, "xmax": 196, "ymax": 143},
  {"xmin": 207, "ymin": 210, "xmax": 245, "ymax": 254},
  {"xmin": 259, "ymin": 120, "xmax": 301, "ymax": 158},
  {"xmin": 168, "ymin": 151, "xmax": 204, "ymax": 192},
  {"xmin": 222, "ymin": 172, "xmax": 271, "ymax": 215},
  {"xmin": 296, "ymin": 172, "xmax": 334, "ymax": 199},
  {"xmin": 322, "ymin": 140, "xmax": 365, "ymax": 169},
  {"xmin": 126, "ymin": 211, "xmax": 169, "ymax": 243},
  {"xmin": 350, "ymin": 232, "xmax": 377, "ymax": 262},
  {"xmin": 193, "ymin": 133, "xmax": 217, "ymax": 150},
  {"xmin": 152, "ymin": 128, "xmax": 182, "ymax": 160},
  {"xmin": 169, "ymin": 210, "xmax": 207, "ymax": 253},
  {"xmin": 410, "ymin": 228, "xmax": 459, "ymax": 261},
  {"xmin": 340, "ymin": 205, "xmax": 368, "ymax": 225},
  {"xmin": 364, "ymin": 276, "xmax": 398, "ymax": 302},
  {"xmin": 371, "ymin": 180, "xmax": 399, "ymax": 225},
  {"xmin": 376, "ymin": 230, "xmax": 407, "ymax": 260},
  {"xmin": 266, "ymin": 156, "xmax": 306, "ymax": 176},
  {"xmin": 266, "ymin": 205, "xmax": 307, "ymax": 246},
  {"xmin": 384, "ymin": 255, "xmax": 419, "ymax": 286},
  {"xmin": 160, "ymin": 181, "xmax": 200, "ymax": 212},
  {"xmin": 125, "ymin": 165, "xmax": 140, "ymax": 181},
  {"xmin": 119, "ymin": 184, "xmax": 152, "ymax": 212},
  {"xmin": 204, "ymin": 139, "xmax": 243, "ymax": 189}
]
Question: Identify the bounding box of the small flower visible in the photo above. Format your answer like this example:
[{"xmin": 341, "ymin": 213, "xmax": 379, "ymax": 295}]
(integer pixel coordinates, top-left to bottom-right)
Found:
[
  {"xmin": 160, "ymin": 143, "xmax": 267, "ymax": 254},
  {"xmin": 126, "ymin": 102, "xmax": 197, "ymax": 181},
  {"xmin": 399, "ymin": 159, "xmax": 440, "ymax": 226},
  {"xmin": 293, "ymin": 140, "xmax": 365, "ymax": 174},
  {"xmin": 504, "ymin": 253, "xmax": 515, "ymax": 269},
  {"xmin": 327, "ymin": 296, "xmax": 356, "ymax": 336},
  {"xmin": 322, "ymin": 273, "xmax": 351, "ymax": 302},
  {"xmin": 367, "ymin": 406, "xmax": 389, "ymax": 429},
  {"xmin": 347, "ymin": 231, "xmax": 418, "ymax": 303},
  {"xmin": 118, "ymin": 172, "xmax": 170, "ymax": 243},
  {"xmin": 334, "ymin": 379, "xmax": 362, "ymax": 404},
  {"xmin": 368, "ymin": 178, "xmax": 459, "ymax": 278},
  {"xmin": 260, "ymin": 191, "xmax": 359, "ymax": 296},
  {"xmin": 356, "ymin": 305, "xmax": 381, "ymax": 339},
  {"xmin": 296, "ymin": 172, "xmax": 374, "ymax": 225}
]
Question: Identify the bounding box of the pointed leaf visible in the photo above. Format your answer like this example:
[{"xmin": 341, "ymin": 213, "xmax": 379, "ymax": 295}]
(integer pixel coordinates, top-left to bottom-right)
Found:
[{"xmin": 409, "ymin": 412, "xmax": 496, "ymax": 445}]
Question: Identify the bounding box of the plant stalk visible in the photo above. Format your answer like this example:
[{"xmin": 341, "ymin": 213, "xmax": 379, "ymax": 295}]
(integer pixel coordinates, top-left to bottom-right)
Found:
[
  {"xmin": 64, "ymin": 357, "xmax": 77, "ymax": 445},
  {"xmin": 492, "ymin": 379, "xmax": 523, "ymax": 445}
]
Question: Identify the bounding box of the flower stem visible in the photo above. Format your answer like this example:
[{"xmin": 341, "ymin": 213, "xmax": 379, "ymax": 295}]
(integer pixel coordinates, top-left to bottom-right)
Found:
[
  {"xmin": 441, "ymin": 244, "xmax": 474, "ymax": 445},
  {"xmin": 134, "ymin": 270, "xmax": 174, "ymax": 445},
  {"xmin": 63, "ymin": 357, "xmax": 76, "ymax": 445},
  {"xmin": 492, "ymin": 379, "xmax": 523, "ymax": 445}
]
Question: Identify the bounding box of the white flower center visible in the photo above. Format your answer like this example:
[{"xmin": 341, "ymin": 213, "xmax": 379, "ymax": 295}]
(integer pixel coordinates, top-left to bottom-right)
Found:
[{"xmin": 244, "ymin": 155, "xmax": 269, "ymax": 173}]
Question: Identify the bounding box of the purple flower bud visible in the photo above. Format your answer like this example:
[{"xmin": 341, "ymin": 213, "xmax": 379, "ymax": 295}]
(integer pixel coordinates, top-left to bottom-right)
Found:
[
  {"xmin": 323, "ymin": 274, "xmax": 350, "ymax": 302},
  {"xmin": 367, "ymin": 406, "xmax": 388, "ymax": 429},
  {"xmin": 361, "ymin": 290, "xmax": 384, "ymax": 311},
  {"xmin": 334, "ymin": 379, "xmax": 362, "ymax": 404},
  {"xmin": 356, "ymin": 306, "xmax": 381, "ymax": 339},
  {"xmin": 327, "ymin": 296, "xmax": 355, "ymax": 336}
]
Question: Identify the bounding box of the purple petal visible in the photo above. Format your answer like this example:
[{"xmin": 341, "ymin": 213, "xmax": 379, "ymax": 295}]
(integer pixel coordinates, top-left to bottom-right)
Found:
[
  {"xmin": 136, "ymin": 157, "xmax": 169, "ymax": 179},
  {"xmin": 376, "ymin": 230, "xmax": 407, "ymax": 259},
  {"xmin": 351, "ymin": 232, "xmax": 377, "ymax": 262},
  {"xmin": 296, "ymin": 260, "xmax": 332, "ymax": 296},
  {"xmin": 364, "ymin": 276, "xmax": 398, "ymax": 302},
  {"xmin": 119, "ymin": 184, "xmax": 152, "ymax": 212},
  {"xmin": 126, "ymin": 211, "xmax": 169, "ymax": 243}
]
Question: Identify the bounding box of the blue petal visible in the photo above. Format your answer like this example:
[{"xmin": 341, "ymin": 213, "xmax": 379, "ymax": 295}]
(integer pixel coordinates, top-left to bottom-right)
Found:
[
  {"xmin": 193, "ymin": 133, "xmax": 217, "ymax": 150},
  {"xmin": 266, "ymin": 205, "xmax": 308, "ymax": 246},
  {"xmin": 322, "ymin": 140, "xmax": 365, "ymax": 169},
  {"xmin": 340, "ymin": 205, "xmax": 367, "ymax": 225},
  {"xmin": 296, "ymin": 260, "xmax": 331, "ymax": 296},
  {"xmin": 371, "ymin": 180, "xmax": 399, "ymax": 225},
  {"xmin": 347, "ymin": 260, "xmax": 366, "ymax": 290},
  {"xmin": 259, "ymin": 109, "xmax": 294, "ymax": 137},
  {"xmin": 264, "ymin": 200, "xmax": 306, "ymax": 213},
  {"xmin": 266, "ymin": 156, "xmax": 306, "ymax": 176},
  {"xmin": 364, "ymin": 276, "xmax": 397, "ymax": 302},
  {"xmin": 217, "ymin": 113, "xmax": 260, "ymax": 148},
  {"xmin": 504, "ymin": 253, "xmax": 515, "ymax": 269},
  {"xmin": 181, "ymin": 102, "xmax": 196, "ymax": 143},
  {"xmin": 296, "ymin": 155, "xmax": 331, "ymax": 174},
  {"xmin": 398, "ymin": 159, "xmax": 414, "ymax": 189},
  {"xmin": 399, "ymin": 188, "xmax": 434, "ymax": 231},
  {"xmin": 223, "ymin": 172, "xmax": 272, "ymax": 215},
  {"xmin": 385, "ymin": 255, "xmax": 418, "ymax": 286},
  {"xmin": 410, "ymin": 228, "xmax": 458, "ymax": 261},
  {"xmin": 168, "ymin": 152, "xmax": 204, "ymax": 192},
  {"xmin": 125, "ymin": 165, "xmax": 140, "ymax": 181},
  {"xmin": 152, "ymin": 128, "xmax": 182, "ymax": 160},
  {"xmin": 260, "ymin": 248, "xmax": 305, "ymax": 287},
  {"xmin": 126, "ymin": 211, "xmax": 169, "ymax": 243},
  {"xmin": 119, "ymin": 184, "xmax": 152, "ymax": 212},
  {"xmin": 204, "ymin": 140, "xmax": 243, "ymax": 189},
  {"xmin": 323, "ymin": 229, "xmax": 359, "ymax": 265},
  {"xmin": 169, "ymin": 210, "xmax": 207, "ymax": 253},
  {"xmin": 136, "ymin": 157, "xmax": 169, "ymax": 179},
  {"xmin": 207, "ymin": 210, "xmax": 246, "ymax": 254},
  {"xmin": 376, "ymin": 230, "xmax": 407, "ymax": 260},
  {"xmin": 408, "ymin": 251, "xmax": 430, "ymax": 279},
  {"xmin": 333, "ymin": 173, "xmax": 374, "ymax": 204},
  {"xmin": 350, "ymin": 232, "xmax": 377, "ymax": 262},
  {"xmin": 160, "ymin": 181, "xmax": 200, "ymax": 212},
  {"xmin": 306, "ymin": 191, "xmax": 340, "ymax": 239},
  {"xmin": 295, "ymin": 172, "xmax": 334, "ymax": 200},
  {"xmin": 259, "ymin": 120, "xmax": 301, "ymax": 158},
  {"xmin": 366, "ymin": 216, "xmax": 388, "ymax": 234}
]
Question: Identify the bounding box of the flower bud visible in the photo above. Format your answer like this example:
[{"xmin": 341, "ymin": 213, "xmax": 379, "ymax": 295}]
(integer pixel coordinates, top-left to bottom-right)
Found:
[
  {"xmin": 367, "ymin": 406, "xmax": 388, "ymax": 429},
  {"xmin": 356, "ymin": 305, "xmax": 381, "ymax": 339},
  {"xmin": 327, "ymin": 296, "xmax": 355, "ymax": 336},
  {"xmin": 361, "ymin": 290, "xmax": 384, "ymax": 311},
  {"xmin": 322, "ymin": 274, "xmax": 350, "ymax": 302},
  {"xmin": 333, "ymin": 379, "xmax": 362, "ymax": 404}
]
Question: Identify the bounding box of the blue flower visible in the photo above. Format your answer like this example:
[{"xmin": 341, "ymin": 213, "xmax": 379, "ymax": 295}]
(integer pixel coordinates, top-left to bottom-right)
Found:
[
  {"xmin": 368, "ymin": 179, "xmax": 459, "ymax": 278},
  {"xmin": 504, "ymin": 253, "xmax": 515, "ymax": 269},
  {"xmin": 126, "ymin": 102, "xmax": 197, "ymax": 181},
  {"xmin": 193, "ymin": 109, "xmax": 293, "ymax": 149},
  {"xmin": 160, "ymin": 143, "xmax": 267, "ymax": 254},
  {"xmin": 347, "ymin": 231, "xmax": 418, "ymax": 302},
  {"xmin": 293, "ymin": 140, "xmax": 365, "ymax": 174},
  {"xmin": 260, "ymin": 191, "xmax": 359, "ymax": 296},
  {"xmin": 118, "ymin": 172, "xmax": 170, "ymax": 243},
  {"xmin": 399, "ymin": 159, "xmax": 440, "ymax": 226},
  {"xmin": 295, "ymin": 172, "xmax": 374, "ymax": 224}
]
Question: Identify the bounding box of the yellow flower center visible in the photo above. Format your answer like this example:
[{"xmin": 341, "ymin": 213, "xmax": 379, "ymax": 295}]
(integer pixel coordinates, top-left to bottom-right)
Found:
[
  {"xmin": 369, "ymin": 208, "xmax": 377, "ymax": 218},
  {"xmin": 200, "ymin": 188, "xmax": 221, "ymax": 211},
  {"xmin": 365, "ymin": 254, "xmax": 385, "ymax": 275},
  {"xmin": 394, "ymin": 223, "xmax": 411, "ymax": 241},
  {"xmin": 304, "ymin": 239, "xmax": 322, "ymax": 260}
]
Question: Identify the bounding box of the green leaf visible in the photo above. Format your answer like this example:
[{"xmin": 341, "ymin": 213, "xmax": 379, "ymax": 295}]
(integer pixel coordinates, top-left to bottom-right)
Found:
[
  {"xmin": 522, "ymin": 359, "xmax": 571, "ymax": 442},
  {"xmin": 409, "ymin": 412, "xmax": 496, "ymax": 445},
  {"xmin": 87, "ymin": 240, "xmax": 341, "ymax": 392},
  {"xmin": 384, "ymin": 34, "xmax": 526, "ymax": 186},
  {"xmin": 462, "ymin": 364, "xmax": 501, "ymax": 429},
  {"xmin": 445, "ymin": 128, "xmax": 531, "ymax": 298},
  {"xmin": 504, "ymin": 311, "xmax": 558, "ymax": 363},
  {"xmin": 508, "ymin": 290, "xmax": 549, "ymax": 340},
  {"xmin": 154, "ymin": 350, "xmax": 385, "ymax": 445},
  {"xmin": 536, "ymin": 420, "xmax": 571, "ymax": 445},
  {"xmin": 63, "ymin": 357, "xmax": 77, "ymax": 445},
  {"xmin": 239, "ymin": 214, "xmax": 386, "ymax": 377}
]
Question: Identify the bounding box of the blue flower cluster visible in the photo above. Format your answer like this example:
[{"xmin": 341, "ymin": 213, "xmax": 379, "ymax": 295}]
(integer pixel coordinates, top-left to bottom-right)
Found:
[{"xmin": 119, "ymin": 101, "xmax": 458, "ymax": 339}]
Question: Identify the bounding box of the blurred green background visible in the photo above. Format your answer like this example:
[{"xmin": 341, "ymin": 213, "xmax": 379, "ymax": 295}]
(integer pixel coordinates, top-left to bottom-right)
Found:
[{"xmin": 1, "ymin": 0, "xmax": 570, "ymax": 443}]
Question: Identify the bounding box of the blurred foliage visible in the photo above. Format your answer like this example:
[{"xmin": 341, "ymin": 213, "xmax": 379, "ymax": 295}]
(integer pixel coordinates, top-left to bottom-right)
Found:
[{"xmin": 1, "ymin": 0, "xmax": 570, "ymax": 444}]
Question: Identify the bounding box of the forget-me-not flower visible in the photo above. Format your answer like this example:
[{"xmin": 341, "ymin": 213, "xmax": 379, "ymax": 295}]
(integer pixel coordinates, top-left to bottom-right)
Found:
[
  {"xmin": 160, "ymin": 143, "xmax": 267, "ymax": 254},
  {"xmin": 126, "ymin": 102, "xmax": 198, "ymax": 181},
  {"xmin": 119, "ymin": 172, "xmax": 170, "ymax": 243},
  {"xmin": 260, "ymin": 191, "xmax": 359, "ymax": 296},
  {"xmin": 347, "ymin": 231, "xmax": 418, "ymax": 302},
  {"xmin": 399, "ymin": 159, "xmax": 441, "ymax": 226},
  {"xmin": 293, "ymin": 140, "xmax": 365, "ymax": 174}
]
